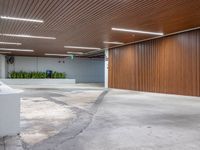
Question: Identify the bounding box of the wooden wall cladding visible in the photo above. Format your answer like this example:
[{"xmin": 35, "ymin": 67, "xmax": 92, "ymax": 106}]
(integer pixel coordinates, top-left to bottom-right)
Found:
[{"xmin": 109, "ymin": 29, "xmax": 200, "ymax": 96}]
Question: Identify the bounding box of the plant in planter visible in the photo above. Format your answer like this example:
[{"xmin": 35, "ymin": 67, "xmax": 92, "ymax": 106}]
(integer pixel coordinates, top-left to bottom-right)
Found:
[
  {"xmin": 9, "ymin": 71, "xmax": 66, "ymax": 79},
  {"xmin": 62, "ymin": 73, "xmax": 66, "ymax": 78},
  {"xmin": 10, "ymin": 72, "xmax": 16, "ymax": 78}
]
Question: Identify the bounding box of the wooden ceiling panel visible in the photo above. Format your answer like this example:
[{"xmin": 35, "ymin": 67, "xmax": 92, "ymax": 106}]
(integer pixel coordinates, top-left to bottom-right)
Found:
[{"xmin": 0, "ymin": 0, "xmax": 200, "ymax": 57}]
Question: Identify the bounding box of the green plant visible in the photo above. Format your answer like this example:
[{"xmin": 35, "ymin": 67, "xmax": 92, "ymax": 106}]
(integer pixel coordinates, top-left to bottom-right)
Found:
[{"xmin": 9, "ymin": 71, "xmax": 67, "ymax": 79}]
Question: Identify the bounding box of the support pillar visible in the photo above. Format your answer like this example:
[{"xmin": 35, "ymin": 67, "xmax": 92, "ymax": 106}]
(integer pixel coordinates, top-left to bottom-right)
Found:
[
  {"xmin": 104, "ymin": 49, "xmax": 109, "ymax": 88},
  {"xmin": 0, "ymin": 54, "xmax": 6, "ymax": 78}
]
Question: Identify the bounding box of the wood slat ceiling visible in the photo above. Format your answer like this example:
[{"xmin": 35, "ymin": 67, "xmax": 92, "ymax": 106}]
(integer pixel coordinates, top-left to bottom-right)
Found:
[{"xmin": 0, "ymin": 0, "xmax": 200, "ymax": 57}]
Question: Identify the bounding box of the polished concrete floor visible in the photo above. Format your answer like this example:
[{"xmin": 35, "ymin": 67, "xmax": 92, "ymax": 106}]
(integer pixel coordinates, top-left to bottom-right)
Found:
[{"xmin": 1, "ymin": 84, "xmax": 200, "ymax": 150}]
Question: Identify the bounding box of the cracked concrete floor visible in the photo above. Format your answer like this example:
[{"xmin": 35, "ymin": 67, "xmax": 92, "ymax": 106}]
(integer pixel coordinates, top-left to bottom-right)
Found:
[
  {"xmin": 1, "ymin": 85, "xmax": 200, "ymax": 150},
  {"xmin": 0, "ymin": 84, "xmax": 104, "ymax": 150}
]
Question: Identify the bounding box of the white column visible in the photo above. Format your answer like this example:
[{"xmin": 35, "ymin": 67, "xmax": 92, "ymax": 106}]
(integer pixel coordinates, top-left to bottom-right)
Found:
[
  {"xmin": 0, "ymin": 54, "xmax": 6, "ymax": 78},
  {"xmin": 104, "ymin": 49, "xmax": 109, "ymax": 88}
]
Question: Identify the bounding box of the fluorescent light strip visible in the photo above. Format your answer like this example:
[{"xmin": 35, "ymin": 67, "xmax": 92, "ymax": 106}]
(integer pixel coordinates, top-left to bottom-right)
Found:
[
  {"xmin": 103, "ymin": 41, "xmax": 124, "ymax": 45},
  {"xmin": 67, "ymin": 51, "xmax": 84, "ymax": 55},
  {"xmin": 0, "ymin": 48, "xmax": 34, "ymax": 52},
  {"xmin": 112, "ymin": 28, "xmax": 164, "ymax": 36},
  {"xmin": 0, "ymin": 33, "xmax": 56, "ymax": 39},
  {"xmin": 64, "ymin": 46, "xmax": 101, "ymax": 50},
  {"xmin": 0, "ymin": 42, "xmax": 22, "ymax": 45},
  {"xmin": 45, "ymin": 53, "xmax": 72, "ymax": 57},
  {"xmin": 1, "ymin": 16, "xmax": 43, "ymax": 23},
  {"xmin": 0, "ymin": 51, "xmax": 11, "ymax": 54}
]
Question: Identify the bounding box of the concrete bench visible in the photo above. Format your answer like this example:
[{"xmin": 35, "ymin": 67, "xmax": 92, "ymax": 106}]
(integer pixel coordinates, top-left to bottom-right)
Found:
[{"xmin": 0, "ymin": 82, "xmax": 22, "ymax": 137}]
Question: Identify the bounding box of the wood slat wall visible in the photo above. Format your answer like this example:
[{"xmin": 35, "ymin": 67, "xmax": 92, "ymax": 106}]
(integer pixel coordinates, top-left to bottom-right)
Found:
[{"xmin": 109, "ymin": 29, "xmax": 200, "ymax": 96}]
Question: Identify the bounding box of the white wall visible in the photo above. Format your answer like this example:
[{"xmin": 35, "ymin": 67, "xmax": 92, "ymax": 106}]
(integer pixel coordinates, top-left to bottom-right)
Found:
[{"xmin": 7, "ymin": 56, "xmax": 104, "ymax": 83}]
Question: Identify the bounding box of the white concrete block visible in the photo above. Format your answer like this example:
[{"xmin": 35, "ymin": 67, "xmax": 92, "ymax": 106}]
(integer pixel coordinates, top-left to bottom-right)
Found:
[
  {"xmin": 0, "ymin": 79, "xmax": 76, "ymax": 85},
  {"xmin": 0, "ymin": 82, "xmax": 22, "ymax": 137}
]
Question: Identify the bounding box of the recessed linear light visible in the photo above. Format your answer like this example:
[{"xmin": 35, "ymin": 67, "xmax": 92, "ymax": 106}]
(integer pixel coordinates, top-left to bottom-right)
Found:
[
  {"xmin": 67, "ymin": 51, "xmax": 84, "ymax": 55},
  {"xmin": 64, "ymin": 46, "xmax": 101, "ymax": 50},
  {"xmin": 0, "ymin": 16, "xmax": 43, "ymax": 23},
  {"xmin": 0, "ymin": 51, "xmax": 11, "ymax": 54},
  {"xmin": 0, "ymin": 34, "xmax": 56, "ymax": 40},
  {"xmin": 45, "ymin": 53, "xmax": 72, "ymax": 57},
  {"xmin": 0, "ymin": 48, "xmax": 34, "ymax": 52},
  {"xmin": 0, "ymin": 42, "xmax": 22, "ymax": 45},
  {"xmin": 103, "ymin": 41, "xmax": 124, "ymax": 45},
  {"xmin": 112, "ymin": 28, "xmax": 164, "ymax": 36}
]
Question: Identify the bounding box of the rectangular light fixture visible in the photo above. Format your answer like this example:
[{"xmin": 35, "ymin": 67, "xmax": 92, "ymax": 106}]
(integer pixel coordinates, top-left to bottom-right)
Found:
[
  {"xmin": 0, "ymin": 51, "xmax": 11, "ymax": 54},
  {"xmin": 0, "ymin": 48, "xmax": 34, "ymax": 52},
  {"xmin": 0, "ymin": 16, "xmax": 43, "ymax": 23},
  {"xmin": 67, "ymin": 51, "xmax": 84, "ymax": 55},
  {"xmin": 0, "ymin": 42, "xmax": 22, "ymax": 45},
  {"xmin": 112, "ymin": 27, "xmax": 164, "ymax": 36},
  {"xmin": 103, "ymin": 41, "xmax": 124, "ymax": 45},
  {"xmin": 64, "ymin": 46, "xmax": 101, "ymax": 50},
  {"xmin": 0, "ymin": 33, "xmax": 56, "ymax": 39},
  {"xmin": 45, "ymin": 53, "xmax": 72, "ymax": 57}
]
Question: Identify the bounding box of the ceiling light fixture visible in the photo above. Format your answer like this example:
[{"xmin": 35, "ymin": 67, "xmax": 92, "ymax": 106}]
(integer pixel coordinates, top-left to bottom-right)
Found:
[
  {"xmin": 0, "ymin": 16, "xmax": 43, "ymax": 23},
  {"xmin": 0, "ymin": 33, "xmax": 56, "ymax": 39},
  {"xmin": 112, "ymin": 27, "xmax": 164, "ymax": 36},
  {"xmin": 0, "ymin": 51, "xmax": 11, "ymax": 54},
  {"xmin": 67, "ymin": 51, "xmax": 84, "ymax": 55},
  {"xmin": 0, "ymin": 42, "xmax": 22, "ymax": 45},
  {"xmin": 103, "ymin": 41, "xmax": 124, "ymax": 45},
  {"xmin": 0, "ymin": 48, "xmax": 34, "ymax": 52},
  {"xmin": 64, "ymin": 46, "xmax": 101, "ymax": 50},
  {"xmin": 45, "ymin": 53, "xmax": 72, "ymax": 57}
]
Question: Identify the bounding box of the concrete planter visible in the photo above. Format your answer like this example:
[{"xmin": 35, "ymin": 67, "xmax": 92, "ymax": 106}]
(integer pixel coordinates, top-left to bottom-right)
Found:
[
  {"xmin": 0, "ymin": 79, "xmax": 76, "ymax": 85},
  {"xmin": 0, "ymin": 82, "xmax": 22, "ymax": 137}
]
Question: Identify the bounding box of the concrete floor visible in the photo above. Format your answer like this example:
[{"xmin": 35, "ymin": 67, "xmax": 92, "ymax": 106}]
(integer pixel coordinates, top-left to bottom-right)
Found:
[{"xmin": 1, "ymin": 85, "xmax": 200, "ymax": 150}]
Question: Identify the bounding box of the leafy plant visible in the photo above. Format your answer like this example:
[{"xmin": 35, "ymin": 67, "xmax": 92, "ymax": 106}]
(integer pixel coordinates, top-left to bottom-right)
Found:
[{"xmin": 9, "ymin": 71, "xmax": 66, "ymax": 79}]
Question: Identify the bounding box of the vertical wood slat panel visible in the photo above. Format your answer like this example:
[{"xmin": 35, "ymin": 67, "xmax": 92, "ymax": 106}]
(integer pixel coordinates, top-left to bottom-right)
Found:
[
  {"xmin": 108, "ymin": 29, "xmax": 200, "ymax": 97},
  {"xmin": 197, "ymin": 30, "xmax": 200, "ymax": 96}
]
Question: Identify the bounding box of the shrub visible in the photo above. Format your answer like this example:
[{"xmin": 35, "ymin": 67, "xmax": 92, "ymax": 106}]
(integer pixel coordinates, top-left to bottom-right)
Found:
[{"xmin": 9, "ymin": 71, "xmax": 66, "ymax": 79}]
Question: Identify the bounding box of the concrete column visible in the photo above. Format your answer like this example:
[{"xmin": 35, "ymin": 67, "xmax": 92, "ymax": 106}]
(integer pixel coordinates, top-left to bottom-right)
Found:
[
  {"xmin": 104, "ymin": 49, "xmax": 109, "ymax": 88},
  {"xmin": 0, "ymin": 54, "xmax": 6, "ymax": 78}
]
